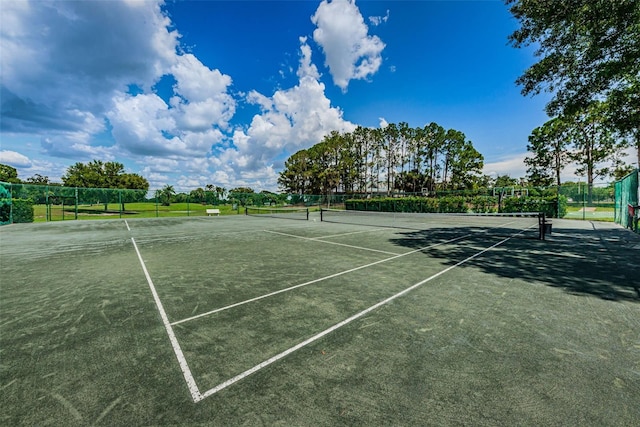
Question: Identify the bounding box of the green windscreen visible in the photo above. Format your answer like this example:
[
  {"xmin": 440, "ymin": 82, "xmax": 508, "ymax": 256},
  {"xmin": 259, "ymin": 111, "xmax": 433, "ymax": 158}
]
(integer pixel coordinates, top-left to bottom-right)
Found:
[
  {"xmin": 0, "ymin": 182, "xmax": 11, "ymax": 225},
  {"xmin": 614, "ymin": 168, "xmax": 639, "ymax": 232}
]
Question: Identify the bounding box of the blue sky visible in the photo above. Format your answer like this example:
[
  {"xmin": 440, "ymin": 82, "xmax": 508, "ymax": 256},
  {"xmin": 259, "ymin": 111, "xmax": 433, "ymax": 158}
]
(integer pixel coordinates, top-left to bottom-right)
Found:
[{"xmin": 1, "ymin": 0, "xmax": 558, "ymax": 192}]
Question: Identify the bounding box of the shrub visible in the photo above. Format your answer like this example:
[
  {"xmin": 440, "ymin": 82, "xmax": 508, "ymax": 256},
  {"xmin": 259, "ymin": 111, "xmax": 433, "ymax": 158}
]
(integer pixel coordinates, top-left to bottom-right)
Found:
[
  {"xmin": 346, "ymin": 196, "xmax": 467, "ymax": 213},
  {"xmin": 469, "ymin": 196, "xmax": 498, "ymax": 213},
  {"xmin": 344, "ymin": 194, "xmax": 568, "ymax": 217},
  {"xmin": 501, "ymin": 195, "xmax": 565, "ymax": 218},
  {"xmin": 437, "ymin": 196, "xmax": 467, "ymax": 213}
]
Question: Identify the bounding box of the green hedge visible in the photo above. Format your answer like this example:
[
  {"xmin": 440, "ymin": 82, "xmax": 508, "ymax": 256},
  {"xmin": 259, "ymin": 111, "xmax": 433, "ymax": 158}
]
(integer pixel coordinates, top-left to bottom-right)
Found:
[
  {"xmin": 346, "ymin": 196, "xmax": 469, "ymax": 213},
  {"xmin": 469, "ymin": 196, "xmax": 498, "ymax": 213},
  {"xmin": 501, "ymin": 195, "xmax": 565, "ymax": 218},
  {"xmin": 346, "ymin": 195, "xmax": 564, "ymax": 218},
  {"xmin": 12, "ymin": 199, "xmax": 34, "ymax": 223}
]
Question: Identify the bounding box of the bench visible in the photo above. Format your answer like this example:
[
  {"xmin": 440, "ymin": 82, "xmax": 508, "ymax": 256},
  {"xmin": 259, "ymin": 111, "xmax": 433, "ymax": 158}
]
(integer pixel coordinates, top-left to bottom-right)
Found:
[{"xmin": 206, "ymin": 209, "xmax": 220, "ymax": 216}]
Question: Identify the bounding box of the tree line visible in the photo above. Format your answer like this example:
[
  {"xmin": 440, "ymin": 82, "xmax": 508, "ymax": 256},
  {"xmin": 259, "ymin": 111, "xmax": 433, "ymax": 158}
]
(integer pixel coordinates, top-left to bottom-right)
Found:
[
  {"xmin": 0, "ymin": 160, "xmax": 149, "ymax": 191},
  {"xmin": 1, "ymin": 161, "xmax": 151, "ymax": 211},
  {"xmin": 278, "ymin": 1, "xmax": 639, "ymax": 201},
  {"xmin": 156, "ymin": 184, "xmax": 228, "ymax": 206},
  {"xmin": 510, "ymin": 0, "xmax": 639, "ymax": 203},
  {"xmin": 525, "ymin": 101, "xmax": 632, "ymax": 188},
  {"xmin": 278, "ymin": 122, "xmax": 485, "ymax": 196},
  {"xmin": 0, "ymin": 161, "xmax": 246, "ymax": 208}
]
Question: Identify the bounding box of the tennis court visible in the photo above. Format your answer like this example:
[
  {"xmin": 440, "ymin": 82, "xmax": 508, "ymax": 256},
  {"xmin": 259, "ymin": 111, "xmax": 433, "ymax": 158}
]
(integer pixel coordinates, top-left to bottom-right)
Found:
[{"xmin": 1, "ymin": 211, "xmax": 639, "ymax": 425}]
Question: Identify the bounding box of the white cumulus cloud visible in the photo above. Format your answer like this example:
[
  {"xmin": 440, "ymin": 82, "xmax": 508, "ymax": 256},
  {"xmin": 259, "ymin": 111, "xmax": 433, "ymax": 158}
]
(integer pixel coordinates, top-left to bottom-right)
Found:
[
  {"xmin": 0, "ymin": 0, "xmax": 363, "ymax": 191},
  {"xmin": 483, "ymin": 153, "xmax": 528, "ymax": 180},
  {"xmin": 213, "ymin": 38, "xmax": 356, "ymax": 189},
  {"xmin": 107, "ymin": 52, "xmax": 234, "ymax": 160},
  {"xmin": 0, "ymin": 0, "xmax": 178, "ymax": 135},
  {"xmin": 0, "ymin": 150, "xmax": 32, "ymax": 168},
  {"xmin": 311, "ymin": 0, "xmax": 386, "ymax": 92}
]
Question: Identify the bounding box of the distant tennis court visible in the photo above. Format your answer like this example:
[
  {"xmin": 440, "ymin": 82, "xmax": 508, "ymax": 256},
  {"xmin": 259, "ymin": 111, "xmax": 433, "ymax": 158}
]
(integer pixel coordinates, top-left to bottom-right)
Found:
[{"xmin": 1, "ymin": 212, "xmax": 639, "ymax": 425}]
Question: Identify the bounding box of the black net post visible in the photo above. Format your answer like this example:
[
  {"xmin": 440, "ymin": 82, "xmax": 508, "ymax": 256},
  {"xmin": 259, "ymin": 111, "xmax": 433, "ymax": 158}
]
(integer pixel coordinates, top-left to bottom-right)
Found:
[{"xmin": 538, "ymin": 212, "xmax": 551, "ymax": 240}]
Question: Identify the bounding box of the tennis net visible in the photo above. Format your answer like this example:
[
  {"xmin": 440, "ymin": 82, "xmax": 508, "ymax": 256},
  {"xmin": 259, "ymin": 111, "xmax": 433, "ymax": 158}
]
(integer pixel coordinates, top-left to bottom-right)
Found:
[
  {"xmin": 320, "ymin": 209, "xmax": 549, "ymax": 239},
  {"xmin": 245, "ymin": 206, "xmax": 309, "ymax": 220}
]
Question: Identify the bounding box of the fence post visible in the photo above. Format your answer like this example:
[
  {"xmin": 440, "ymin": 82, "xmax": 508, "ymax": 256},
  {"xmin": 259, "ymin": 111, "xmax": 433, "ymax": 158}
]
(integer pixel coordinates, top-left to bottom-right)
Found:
[{"xmin": 582, "ymin": 184, "xmax": 586, "ymax": 220}]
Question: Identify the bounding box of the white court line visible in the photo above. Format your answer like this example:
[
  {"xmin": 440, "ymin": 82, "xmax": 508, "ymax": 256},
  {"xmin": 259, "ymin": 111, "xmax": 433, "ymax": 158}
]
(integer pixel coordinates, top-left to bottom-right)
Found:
[
  {"xmin": 263, "ymin": 229, "xmax": 400, "ymax": 255},
  {"xmin": 311, "ymin": 228, "xmax": 389, "ymax": 239},
  {"xmin": 124, "ymin": 220, "xmax": 131, "ymax": 231},
  {"xmin": 197, "ymin": 228, "xmax": 529, "ymax": 400},
  {"xmin": 130, "ymin": 237, "xmax": 203, "ymax": 402},
  {"xmin": 170, "ymin": 233, "xmax": 469, "ymax": 326}
]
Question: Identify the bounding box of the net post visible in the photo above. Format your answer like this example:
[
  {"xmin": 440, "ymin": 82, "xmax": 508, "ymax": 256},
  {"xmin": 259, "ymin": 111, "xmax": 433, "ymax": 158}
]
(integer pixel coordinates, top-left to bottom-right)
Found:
[
  {"xmin": 305, "ymin": 208, "xmax": 309, "ymax": 221},
  {"xmin": 244, "ymin": 206, "xmax": 248, "ymax": 215},
  {"xmin": 538, "ymin": 212, "xmax": 545, "ymax": 240},
  {"xmin": 320, "ymin": 208, "xmax": 324, "ymax": 222}
]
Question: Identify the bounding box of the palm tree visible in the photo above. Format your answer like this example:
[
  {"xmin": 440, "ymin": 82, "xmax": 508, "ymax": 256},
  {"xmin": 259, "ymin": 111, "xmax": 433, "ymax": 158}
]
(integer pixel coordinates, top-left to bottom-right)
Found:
[
  {"xmin": 159, "ymin": 185, "xmax": 175, "ymax": 206},
  {"xmin": 215, "ymin": 186, "xmax": 226, "ymax": 202},
  {"xmin": 190, "ymin": 187, "xmax": 206, "ymax": 204},
  {"xmin": 205, "ymin": 184, "xmax": 215, "ymax": 204}
]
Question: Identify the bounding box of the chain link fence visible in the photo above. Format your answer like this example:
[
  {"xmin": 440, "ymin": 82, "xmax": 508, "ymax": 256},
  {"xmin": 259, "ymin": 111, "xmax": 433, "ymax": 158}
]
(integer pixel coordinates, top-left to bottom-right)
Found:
[{"xmin": 0, "ymin": 181, "xmax": 632, "ymax": 226}]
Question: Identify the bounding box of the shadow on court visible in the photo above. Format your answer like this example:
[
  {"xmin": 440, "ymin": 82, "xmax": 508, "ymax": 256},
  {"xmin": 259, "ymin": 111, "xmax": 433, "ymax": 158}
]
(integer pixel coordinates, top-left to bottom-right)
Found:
[{"xmin": 387, "ymin": 220, "xmax": 640, "ymax": 303}]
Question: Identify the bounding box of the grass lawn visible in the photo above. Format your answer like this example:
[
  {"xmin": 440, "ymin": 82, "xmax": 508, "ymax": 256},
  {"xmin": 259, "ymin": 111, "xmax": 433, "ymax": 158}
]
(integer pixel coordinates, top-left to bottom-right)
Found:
[
  {"xmin": 563, "ymin": 206, "xmax": 615, "ymax": 221},
  {"xmin": 33, "ymin": 203, "xmax": 243, "ymax": 222}
]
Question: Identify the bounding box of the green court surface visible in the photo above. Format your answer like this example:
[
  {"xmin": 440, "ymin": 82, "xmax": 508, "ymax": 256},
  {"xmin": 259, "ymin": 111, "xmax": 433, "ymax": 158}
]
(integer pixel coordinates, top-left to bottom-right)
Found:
[{"xmin": 1, "ymin": 214, "xmax": 639, "ymax": 426}]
